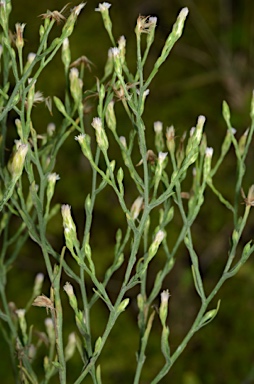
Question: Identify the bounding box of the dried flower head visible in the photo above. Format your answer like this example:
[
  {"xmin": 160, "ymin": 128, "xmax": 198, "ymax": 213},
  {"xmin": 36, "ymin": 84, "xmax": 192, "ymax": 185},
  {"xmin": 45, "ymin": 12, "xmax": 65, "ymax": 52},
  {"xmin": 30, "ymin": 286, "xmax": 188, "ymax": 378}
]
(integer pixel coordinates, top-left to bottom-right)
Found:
[
  {"xmin": 136, "ymin": 15, "xmax": 156, "ymax": 34},
  {"xmin": 39, "ymin": 4, "xmax": 69, "ymax": 24},
  {"xmin": 70, "ymin": 55, "xmax": 94, "ymax": 72},
  {"xmin": 241, "ymin": 185, "xmax": 254, "ymax": 207},
  {"xmin": 136, "ymin": 149, "xmax": 157, "ymax": 166},
  {"xmin": 33, "ymin": 295, "xmax": 54, "ymax": 314}
]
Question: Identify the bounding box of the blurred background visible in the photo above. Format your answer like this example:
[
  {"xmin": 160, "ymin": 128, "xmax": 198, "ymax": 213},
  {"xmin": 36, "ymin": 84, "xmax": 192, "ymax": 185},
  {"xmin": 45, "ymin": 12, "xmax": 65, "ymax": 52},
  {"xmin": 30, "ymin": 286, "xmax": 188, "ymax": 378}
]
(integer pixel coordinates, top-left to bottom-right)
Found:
[{"xmin": 2, "ymin": 0, "xmax": 254, "ymax": 383}]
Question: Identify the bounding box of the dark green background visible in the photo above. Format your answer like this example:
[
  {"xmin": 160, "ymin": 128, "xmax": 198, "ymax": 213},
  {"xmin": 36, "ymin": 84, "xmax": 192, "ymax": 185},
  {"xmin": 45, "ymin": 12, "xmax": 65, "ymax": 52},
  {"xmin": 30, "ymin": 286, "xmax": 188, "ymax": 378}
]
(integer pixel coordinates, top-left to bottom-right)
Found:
[{"xmin": 2, "ymin": 0, "xmax": 254, "ymax": 383}]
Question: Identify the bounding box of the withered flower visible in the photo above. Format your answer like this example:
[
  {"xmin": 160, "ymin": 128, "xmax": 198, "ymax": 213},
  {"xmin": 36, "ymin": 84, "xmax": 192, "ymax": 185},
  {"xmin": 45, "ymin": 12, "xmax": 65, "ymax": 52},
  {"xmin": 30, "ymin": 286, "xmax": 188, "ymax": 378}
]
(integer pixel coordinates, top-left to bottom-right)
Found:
[{"xmin": 39, "ymin": 4, "xmax": 70, "ymax": 24}]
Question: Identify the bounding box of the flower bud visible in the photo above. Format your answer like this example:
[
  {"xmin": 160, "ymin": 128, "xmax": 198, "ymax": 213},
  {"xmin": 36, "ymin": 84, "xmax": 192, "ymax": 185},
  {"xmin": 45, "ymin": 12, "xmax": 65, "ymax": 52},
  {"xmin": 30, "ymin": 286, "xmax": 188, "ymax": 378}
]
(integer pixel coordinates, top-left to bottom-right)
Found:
[
  {"xmin": 154, "ymin": 121, "xmax": 165, "ymax": 152},
  {"xmin": 147, "ymin": 230, "xmax": 165, "ymax": 262},
  {"xmin": 65, "ymin": 333, "xmax": 76, "ymax": 361},
  {"xmin": 16, "ymin": 309, "xmax": 28, "ymax": 344},
  {"xmin": 46, "ymin": 173, "xmax": 60, "ymax": 210},
  {"xmin": 8, "ymin": 142, "xmax": 29, "ymax": 180},
  {"xmin": 75, "ymin": 133, "xmax": 93, "ymax": 160},
  {"xmin": 62, "ymin": 3, "xmax": 86, "ymax": 37},
  {"xmin": 45, "ymin": 318, "xmax": 55, "ymax": 343},
  {"xmin": 62, "ymin": 37, "xmax": 71, "ymax": 70},
  {"xmin": 116, "ymin": 298, "xmax": 129, "ymax": 313},
  {"xmin": 118, "ymin": 35, "xmax": 126, "ymax": 64},
  {"xmin": 105, "ymin": 100, "xmax": 116, "ymax": 132},
  {"xmin": 159, "ymin": 289, "xmax": 170, "ymax": 326},
  {"xmin": 33, "ymin": 273, "xmax": 44, "ymax": 297},
  {"xmin": 203, "ymin": 147, "xmax": 213, "ymax": 179},
  {"xmin": 64, "ymin": 282, "xmax": 79, "ymax": 312},
  {"xmin": 130, "ymin": 196, "xmax": 143, "ymax": 220},
  {"xmin": 91, "ymin": 117, "xmax": 109, "ymax": 151},
  {"xmin": 69, "ymin": 67, "xmax": 83, "ymax": 105},
  {"xmin": 61, "ymin": 205, "xmax": 79, "ymax": 252},
  {"xmin": 238, "ymin": 129, "xmax": 249, "ymax": 156},
  {"xmin": 166, "ymin": 126, "xmax": 175, "ymax": 154},
  {"xmin": 103, "ymin": 48, "xmax": 114, "ymax": 78},
  {"xmin": 15, "ymin": 23, "xmax": 26, "ymax": 51},
  {"xmin": 95, "ymin": 3, "xmax": 112, "ymax": 39},
  {"xmin": 111, "ymin": 47, "xmax": 122, "ymax": 77}
]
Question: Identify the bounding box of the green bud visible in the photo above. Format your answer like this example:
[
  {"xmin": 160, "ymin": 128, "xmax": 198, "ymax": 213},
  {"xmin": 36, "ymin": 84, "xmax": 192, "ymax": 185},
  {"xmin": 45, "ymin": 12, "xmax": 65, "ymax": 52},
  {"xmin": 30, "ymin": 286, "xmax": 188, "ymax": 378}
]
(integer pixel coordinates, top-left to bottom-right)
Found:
[
  {"xmin": 15, "ymin": 309, "xmax": 28, "ymax": 344},
  {"xmin": 63, "ymin": 282, "xmax": 79, "ymax": 312},
  {"xmin": 159, "ymin": 289, "xmax": 170, "ymax": 327},
  {"xmin": 46, "ymin": 173, "xmax": 60, "ymax": 210},
  {"xmin": 130, "ymin": 196, "xmax": 143, "ymax": 220},
  {"xmin": 166, "ymin": 126, "xmax": 175, "ymax": 154},
  {"xmin": 203, "ymin": 147, "xmax": 213, "ymax": 179},
  {"xmin": 15, "ymin": 23, "xmax": 26, "ymax": 51},
  {"xmin": 45, "ymin": 318, "xmax": 55, "ymax": 345},
  {"xmin": 94, "ymin": 336, "xmax": 102, "ymax": 355},
  {"xmin": 61, "ymin": 205, "xmax": 79, "ymax": 252},
  {"xmin": 62, "ymin": 38, "xmax": 71, "ymax": 70},
  {"xmin": 69, "ymin": 67, "xmax": 83, "ymax": 105},
  {"xmin": 65, "ymin": 333, "xmax": 76, "ymax": 361},
  {"xmin": 85, "ymin": 194, "xmax": 92, "ymax": 213},
  {"xmin": 147, "ymin": 230, "xmax": 165, "ymax": 262},
  {"xmin": 103, "ymin": 49, "xmax": 114, "ymax": 78},
  {"xmin": 105, "ymin": 101, "xmax": 116, "ymax": 133},
  {"xmin": 54, "ymin": 96, "xmax": 67, "ymax": 115},
  {"xmin": 117, "ymin": 167, "xmax": 124, "ymax": 194},
  {"xmin": 222, "ymin": 100, "xmax": 232, "ymax": 129},
  {"xmin": 238, "ymin": 129, "xmax": 249, "ymax": 156},
  {"xmin": 33, "ymin": 273, "xmax": 44, "ymax": 297},
  {"xmin": 75, "ymin": 133, "xmax": 93, "ymax": 161},
  {"xmin": 8, "ymin": 142, "xmax": 29, "ymax": 180},
  {"xmin": 116, "ymin": 298, "xmax": 129, "ymax": 313},
  {"xmin": 91, "ymin": 117, "xmax": 109, "ymax": 151},
  {"xmin": 95, "ymin": 3, "xmax": 113, "ymax": 40},
  {"xmin": 154, "ymin": 121, "xmax": 165, "ymax": 152}
]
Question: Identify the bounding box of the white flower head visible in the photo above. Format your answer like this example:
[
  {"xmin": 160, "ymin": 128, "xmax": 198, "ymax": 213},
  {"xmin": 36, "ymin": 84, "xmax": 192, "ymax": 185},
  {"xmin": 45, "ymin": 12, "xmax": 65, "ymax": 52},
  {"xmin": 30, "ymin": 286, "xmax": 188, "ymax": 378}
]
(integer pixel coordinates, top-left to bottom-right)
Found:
[
  {"xmin": 154, "ymin": 121, "xmax": 163, "ymax": 133},
  {"xmin": 149, "ymin": 16, "xmax": 157, "ymax": 25},
  {"xmin": 110, "ymin": 47, "xmax": 120, "ymax": 58},
  {"xmin": 205, "ymin": 147, "xmax": 214, "ymax": 158},
  {"xmin": 158, "ymin": 151, "xmax": 168, "ymax": 164},
  {"xmin": 72, "ymin": 2, "xmax": 86, "ymax": 16},
  {"xmin": 154, "ymin": 229, "xmax": 165, "ymax": 245},
  {"xmin": 27, "ymin": 52, "xmax": 36, "ymax": 63},
  {"xmin": 91, "ymin": 117, "xmax": 103, "ymax": 131},
  {"xmin": 119, "ymin": 136, "xmax": 127, "ymax": 148},
  {"xmin": 95, "ymin": 2, "xmax": 111, "ymax": 12},
  {"xmin": 75, "ymin": 133, "xmax": 86, "ymax": 142},
  {"xmin": 63, "ymin": 282, "xmax": 74, "ymax": 296},
  {"xmin": 161, "ymin": 289, "xmax": 170, "ymax": 305}
]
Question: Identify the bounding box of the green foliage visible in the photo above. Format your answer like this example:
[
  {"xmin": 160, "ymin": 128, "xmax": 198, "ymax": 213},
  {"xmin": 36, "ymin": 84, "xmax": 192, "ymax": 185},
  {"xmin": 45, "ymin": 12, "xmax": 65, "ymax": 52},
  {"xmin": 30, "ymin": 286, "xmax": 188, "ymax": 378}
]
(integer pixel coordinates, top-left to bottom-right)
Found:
[{"xmin": 0, "ymin": 1, "xmax": 254, "ymax": 383}]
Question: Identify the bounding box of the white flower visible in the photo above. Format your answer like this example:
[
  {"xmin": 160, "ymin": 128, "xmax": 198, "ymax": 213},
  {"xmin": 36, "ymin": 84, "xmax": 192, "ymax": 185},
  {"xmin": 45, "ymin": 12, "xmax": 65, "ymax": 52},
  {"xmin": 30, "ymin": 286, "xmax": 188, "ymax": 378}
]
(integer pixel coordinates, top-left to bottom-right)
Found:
[
  {"xmin": 63, "ymin": 282, "xmax": 74, "ymax": 296},
  {"xmin": 75, "ymin": 133, "xmax": 86, "ymax": 142},
  {"xmin": 72, "ymin": 2, "xmax": 86, "ymax": 16},
  {"xmin": 15, "ymin": 309, "xmax": 26, "ymax": 318},
  {"xmin": 161, "ymin": 289, "xmax": 170, "ymax": 305},
  {"xmin": 110, "ymin": 47, "xmax": 120, "ymax": 57},
  {"xmin": 27, "ymin": 52, "xmax": 36, "ymax": 63},
  {"xmin": 119, "ymin": 136, "xmax": 127, "ymax": 148},
  {"xmin": 158, "ymin": 151, "xmax": 168, "ymax": 164},
  {"xmin": 48, "ymin": 173, "xmax": 60, "ymax": 182},
  {"xmin": 149, "ymin": 16, "xmax": 157, "ymax": 25},
  {"xmin": 205, "ymin": 147, "xmax": 214, "ymax": 158},
  {"xmin": 130, "ymin": 196, "xmax": 143, "ymax": 220},
  {"xmin": 154, "ymin": 229, "xmax": 165, "ymax": 245},
  {"xmin": 91, "ymin": 117, "xmax": 103, "ymax": 131},
  {"xmin": 154, "ymin": 121, "xmax": 163, "ymax": 133},
  {"xmin": 95, "ymin": 2, "xmax": 111, "ymax": 12}
]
